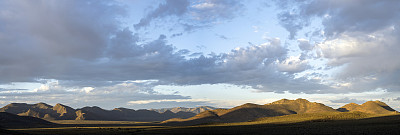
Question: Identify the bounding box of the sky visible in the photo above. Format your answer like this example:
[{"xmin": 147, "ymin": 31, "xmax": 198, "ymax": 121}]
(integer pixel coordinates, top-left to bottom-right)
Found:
[{"xmin": 1, "ymin": 0, "xmax": 400, "ymax": 110}]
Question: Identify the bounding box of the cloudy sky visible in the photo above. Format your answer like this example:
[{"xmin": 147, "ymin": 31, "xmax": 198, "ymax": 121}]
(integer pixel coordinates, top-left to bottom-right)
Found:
[{"xmin": 1, "ymin": 0, "xmax": 400, "ymax": 110}]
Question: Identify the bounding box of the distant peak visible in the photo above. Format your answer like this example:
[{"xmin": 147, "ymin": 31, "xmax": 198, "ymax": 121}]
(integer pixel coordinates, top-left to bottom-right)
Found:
[
  {"xmin": 53, "ymin": 103, "xmax": 73, "ymax": 109},
  {"xmin": 36, "ymin": 102, "xmax": 49, "ymax": 105},
  {"xmin": 34, "ymin": 102, "xmax": 52, "ymax": 109},
  {"xmin": 81, "ymin": 106, "xmax": 104, "ymax": 111},
  {"xmin": 113, "ymin": 107, "xmax": 133, "ymax": 111},
  {"xmin": 295, "ymin": 98, "xmax": 310, "ymax": 102},
  {"xmin": 239, "ymin": 103, "xmax": 260, "ymax": 108},
  {"xmin": 270, "ymin": 98, "xmax": 311, "ymax": 104},
  {"xmin": 363, "ymin": 100, "xmax": 389, "ymax": 106},
  {"xmin": 54, "ymin": 103, "xmax": 64, "ymax": 106},
  {"xmin": 342, "ymin": 103, "xmax": 360, "ymax": 107},
  {"xmin": 7, "ymin": 103, "xmax": 28, "ymax": 106},
  {"xmin": 163, "ymin": 110, "xmax": 174, "ymax": 114},
  {"xmin": 198, "ymin": 106, "xmax": 216, "ymax": 109}
]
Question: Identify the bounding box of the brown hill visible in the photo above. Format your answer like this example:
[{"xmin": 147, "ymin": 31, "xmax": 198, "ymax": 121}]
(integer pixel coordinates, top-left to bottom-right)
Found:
[
  {"xmin": 0, "ymin": 103, "xmax": 196, "ymax": 121},
  {"xmin": 164, "ymin": 98, "xmax": 338, "ymax": 124},
  {"xmin": 266, "ymin": 98, "xmax": 338, "ymax": 114},
  {"xmin": 338, "ymin": 100, "xmax": 398, "ymax": 114},
  {"xmin": 163, "ymin": 110, "xmax": 221, "ymax": 125}
]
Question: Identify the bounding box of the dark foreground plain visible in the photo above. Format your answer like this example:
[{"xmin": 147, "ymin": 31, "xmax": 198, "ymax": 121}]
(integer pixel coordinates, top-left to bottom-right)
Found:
[{"xmin": 4, "ymin": 113, "xmax": 400, "ymax": 135}]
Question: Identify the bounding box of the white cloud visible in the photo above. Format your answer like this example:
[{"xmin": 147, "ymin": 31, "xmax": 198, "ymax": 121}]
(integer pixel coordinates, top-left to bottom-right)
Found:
[
  {"xmin": 315, "ymin": 27, "xmax": 400, "ymax": 92},
  {"xmin": 81, "ymin": 87, "xmax": 94, "ymax": 94},
  {"xmin": 275, "ymin": 55, "xmax": 310, "ymax": 73},
  {"xmin": 192, "ymin": 2, "xmax": 215, "ymax": 9},
  {"xmin": 275, "ymin": 0, "xmax": 400, "ymax": 92}
]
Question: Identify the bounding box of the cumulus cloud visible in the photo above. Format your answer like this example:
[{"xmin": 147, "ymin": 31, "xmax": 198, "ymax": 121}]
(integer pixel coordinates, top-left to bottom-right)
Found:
[
  {"xmin": 275, "ymin": 55, "xmax": 310, "ymax": 73},
  {"xmin": 0, "ymin": 5, "xmax": 329, "ymax": 94},
  {"xmin": 314, "ymin": 23, "xmax": 400, "ymax": 92},
  {"xmin": 274, "ymin": 0, "xmax": 400, "ymax": 92}
]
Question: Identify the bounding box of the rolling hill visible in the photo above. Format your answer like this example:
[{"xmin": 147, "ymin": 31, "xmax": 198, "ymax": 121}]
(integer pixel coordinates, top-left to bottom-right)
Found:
[
  {"xmin": 163, "ymin": 98, "xmax": 398, "ymax": 125},
  {"xmin": 338, "ymin": 100, "xmax": 398, "ymax": 114}
]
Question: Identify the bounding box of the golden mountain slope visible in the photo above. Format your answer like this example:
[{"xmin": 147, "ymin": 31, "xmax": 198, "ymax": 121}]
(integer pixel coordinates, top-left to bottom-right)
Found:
[
  {"xmin": 164, "ymin": 98, "xmax": 339, "ymax": 124},
  {"xmin": 338, "ymin": 101, "xmax": 398, "ymax": 114}
]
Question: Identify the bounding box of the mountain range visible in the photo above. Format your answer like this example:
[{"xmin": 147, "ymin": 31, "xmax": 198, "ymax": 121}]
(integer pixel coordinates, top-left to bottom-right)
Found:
[
  {"xmin": 0, "ymin": 103, "xmax": 196, "ymax": 121},
  {"xmin": 163, "ymin": 98, "xmax": 399, "ymax": 125},
  {"xmin": 0, "ymin": 99, "xmax": 398, "ymax": 124}
]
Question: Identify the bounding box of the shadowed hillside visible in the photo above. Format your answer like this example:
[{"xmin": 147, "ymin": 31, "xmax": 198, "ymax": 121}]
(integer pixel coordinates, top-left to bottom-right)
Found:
[
  {"xmin": 0, "ymin": 103, "xmax": 76, "ymax": 120},
  {"xmin": 0, "ymin": 112, "xmax": 55, "ymax": 128}
]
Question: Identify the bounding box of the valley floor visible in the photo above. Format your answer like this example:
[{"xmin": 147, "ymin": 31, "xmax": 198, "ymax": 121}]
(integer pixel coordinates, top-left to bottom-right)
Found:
[{"xmin": 4, "ymin": 113, "xmax": 400, "ymax": 135}]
